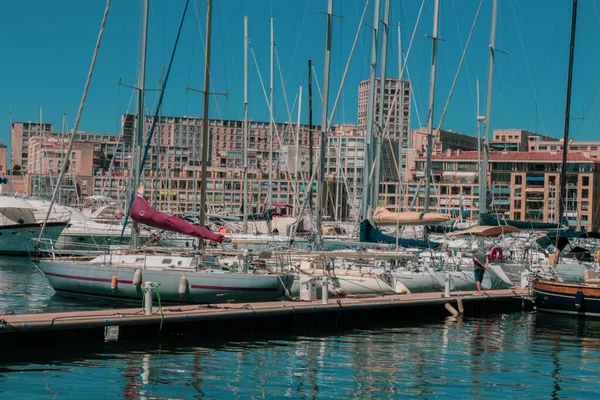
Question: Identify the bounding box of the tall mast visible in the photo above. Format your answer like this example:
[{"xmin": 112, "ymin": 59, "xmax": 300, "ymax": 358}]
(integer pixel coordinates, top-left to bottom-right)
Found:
[
  {"xmin": 360, "ymin": 0, "xmax": 380, "ymax": 220},
  {"xmin": 39, "ymin": 105, "xmax": 43, "ymax": 195},
  {"xmin": 396, "ymin": 22, "xmax": 403, "ymax": 211},
  {"xmin": 308, "ymin": 59, "xmax": 314, "ymax": 208},
  {"xmin": 315, "ymin": 0, "xmax": 333, "ymax": 247},
  {"xmin": 199, "ymin": 0, "xmax": 213, "ymax": 230},
  {"xmin": 558, "ymin": 0, "xmax": 578, "ymax": 226},
  {"xmin": 295, "ymin": 85, "xmax": 302, "ymax": 214},
  {"xmin": 481, "ymin": 0, "xmax": 498, "ymax": 216},
  {"xmin": 131, "ymin": 0, "xmax": 149, "ymax": 250},
  {"xmin": 59, "ymin": 112, "xmax": 67, "ymax": 203},
  {"xmin": 423, "ymin": 0, "xmax": 440, "ymax": 213},
  {"xmin": 372, "ymin": 0, "xmax": 390, "ymax": 212},
  {"xmin": 268, "ymin": 17, "xmax": 274, "ymax": 216},
  {"xmin": 242, "ymin": 15, "xmax": 249, "ymax": 233},
  {"xmin": 476, "ymin": 79, "xmax": 486, "ymax": 217}
]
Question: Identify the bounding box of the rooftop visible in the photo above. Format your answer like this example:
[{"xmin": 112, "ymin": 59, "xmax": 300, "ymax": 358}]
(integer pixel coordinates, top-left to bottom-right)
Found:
[{"xmin": 428, "ymin": 151, "xmax": 600, "ymax": 162}]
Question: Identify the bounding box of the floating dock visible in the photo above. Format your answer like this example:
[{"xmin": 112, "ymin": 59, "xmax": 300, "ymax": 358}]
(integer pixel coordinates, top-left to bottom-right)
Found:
[{"xmin": 0, "ymin": 288, "xmax": 532, "ymax": 346}]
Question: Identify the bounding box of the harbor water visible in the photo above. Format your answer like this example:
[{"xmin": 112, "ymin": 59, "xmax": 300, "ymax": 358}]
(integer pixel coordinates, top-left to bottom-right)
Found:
[{"xmin": 2, "ymin": 259, "xmax": 600, "ymax": 399}]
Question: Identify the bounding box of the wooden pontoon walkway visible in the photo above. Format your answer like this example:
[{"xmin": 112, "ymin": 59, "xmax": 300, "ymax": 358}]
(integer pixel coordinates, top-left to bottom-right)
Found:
[{"xmin": 0, "ymin": 288, "xmax": 532, "ymax": 346}]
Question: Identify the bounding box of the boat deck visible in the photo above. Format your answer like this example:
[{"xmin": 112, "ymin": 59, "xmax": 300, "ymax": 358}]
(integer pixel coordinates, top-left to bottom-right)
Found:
[{"xmin": 0, "ymin": 288, "xmax": 532, "ymax": 346}]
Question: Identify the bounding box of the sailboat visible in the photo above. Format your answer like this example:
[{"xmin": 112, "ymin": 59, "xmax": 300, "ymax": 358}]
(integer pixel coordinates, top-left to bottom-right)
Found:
[
  {"xmin": 35, "ymin": 0, "xmax": 293, "ymax": 304},
  {"xmin": 530, "ymin": 0, "xmax": 600, "ymax": 317}
]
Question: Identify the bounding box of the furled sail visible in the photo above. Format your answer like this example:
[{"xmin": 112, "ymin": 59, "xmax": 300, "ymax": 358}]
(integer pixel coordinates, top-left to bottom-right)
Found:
[
  {"xmin": 373, "ymin": 207, "xmax": 451, "ymax": 226},
  {"xmin": 131, "ymin": 194, "xmax": 224, "ymax": 243}
]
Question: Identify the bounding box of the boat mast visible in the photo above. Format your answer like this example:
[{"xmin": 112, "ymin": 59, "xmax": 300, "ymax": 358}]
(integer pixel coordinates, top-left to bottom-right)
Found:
[
  {"xmin": 268, "ymin": 17, "xmax": 274, "ymax": 222},
  {"xmin": 315, "ymin": 0, "xmax": 333, "ymax": 247},
  {"xmin": 360, "ymin": 0, "xmax": 380, "ymax": 220},
  {"xmin": 199, "ymin": 0, "xmax": 213, "ymax": 231},
  {"xmin": 481, "ymin": 0, "xmax": 498, "ymax": 217},
  {"xmin": 308, "ymin": 59, "xmax": 313, "ymax": 209},
  {"xmin": 423, "ymin": 0, "xmax": 440, "ymax": 213},
  {"xmin": 59, "ymin": 112, "xmax": 67, "ymax": 203},
  {"xmin": 558, "ymin": 0, "xmax": 578, "ymax": 226},
  {"xmin": 372, "ymin": 0, "xmax": 390, "ymax": 212},
  {"xmin": 131, "ymin": 0, "xmax": 149, "ymax": 250},
  {"xmin": 295, "ymin": 85, "xmax": 302, "ymax": 215},
  {"xmin": 243, "ymin": 15, "xmax": 249, "ymax": 234},
  {"xmin": 396, "ymin": 22, "xmax": 403, "ymax": 212},
  {"xmin": 476, "ymin": 78, "xmax": 486, "ymax": 217}
]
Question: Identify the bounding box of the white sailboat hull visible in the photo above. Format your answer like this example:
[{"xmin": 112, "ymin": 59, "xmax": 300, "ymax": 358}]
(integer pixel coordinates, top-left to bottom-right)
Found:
[{"xmin": 37, "ymin": 260, "xmax": 294, "ymax": 304}]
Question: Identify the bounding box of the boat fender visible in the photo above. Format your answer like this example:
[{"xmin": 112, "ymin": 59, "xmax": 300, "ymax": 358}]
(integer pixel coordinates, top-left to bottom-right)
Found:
[
  {"xmin": 489, "ymin": 246, "xmax": 503, "ymax": 262},
  {"xmin": 115, "ymin": 212, "xmax": 123, "ymax": 220},
  {"xmin": 133, "ymin": 268, "xmax": 143, "ymax": 287},
  {"xmin": 111, "ymin": 275, "xmax": 118, "ymax": 290},
  {"xmin": 575, "ymin": 289, "xmax": 585, "ymax": 310},
  {"xmin": 596, "ymin": 250, "xmax": 600, "ymax": 262},
  {"xmin": 179, "ymin": 275, "xmax": 188, "ymax": 296}
]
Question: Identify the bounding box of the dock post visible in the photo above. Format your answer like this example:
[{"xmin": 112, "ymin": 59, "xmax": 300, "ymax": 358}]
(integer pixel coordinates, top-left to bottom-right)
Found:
[
  {"xmin": 444, "ymin": 271, "xmax": 450, "ymax": 298},
  {"xmin": 445, "ymin": 303, "xmax": 459, "ymax": 317},
  {"xmin": 142, "ymin": 282, "xmax": 154, "ymax": 315},
  {"xmin": 456, "ymin": 297, "xmax": 464, "ymax": 314},
  {"xmin": 322, "ymin": 277, "xmax": 329, "ymax": 304}
]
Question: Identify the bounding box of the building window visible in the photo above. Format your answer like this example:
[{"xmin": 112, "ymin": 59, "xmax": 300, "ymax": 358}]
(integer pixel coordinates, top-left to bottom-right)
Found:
[{"xmin": 583, "ymin": 176, "xmax": 589, "ymax": 186}]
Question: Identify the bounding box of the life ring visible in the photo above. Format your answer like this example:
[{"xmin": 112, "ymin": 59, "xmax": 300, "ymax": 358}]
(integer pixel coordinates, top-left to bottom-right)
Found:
[
  {"xmin": 115, "ymin": 212, "xmax": 123, "ymax": 220},
  {"xmin": 489, "ymin": 246, "xmax": 503, "ymax": 261}
]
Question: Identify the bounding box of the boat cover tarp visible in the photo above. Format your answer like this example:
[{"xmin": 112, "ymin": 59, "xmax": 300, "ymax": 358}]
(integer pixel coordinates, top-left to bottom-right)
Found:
[
  {"xmin": 446, "ymin": 225, "xmax": 520, "ymax": 237},
  {"xmin": 480, "ymin": 212, "xmax": 563, "ymax": 230},
  {"xmin": 131, "ymin": 194, "xmax": 224, "ymax": 243},
  {"xmin": 359, "ymin": 219, "xmax": 440, "ymax": 249},
  {"xmin": 373, "ymin": 207, "xmax": 451, "ymax": 226},
  {"xmin": 536, "ymin": 228, "xmax": 600, "ymax": 251},
  {"xmin": 427, "ymin": 225, "xmax": 459, "ymax": 234}
]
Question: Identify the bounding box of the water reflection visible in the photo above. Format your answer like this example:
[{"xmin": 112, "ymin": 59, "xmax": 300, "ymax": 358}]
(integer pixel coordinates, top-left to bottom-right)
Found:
[
  {"xmin": 0, "ymin": 259, "xmax": 128, "ymax": 315},
  {"xmin": 1, "ymin": 276, "xmax": 600, "ymax": 399}
]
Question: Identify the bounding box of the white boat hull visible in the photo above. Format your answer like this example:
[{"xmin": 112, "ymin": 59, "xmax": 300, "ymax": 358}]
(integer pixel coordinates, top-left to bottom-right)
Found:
[
  {"xmin": 0, "ymin": 222, "xmax": 67, "ymax": 256},
  {"xmin": 37, "ymin": 260, "xmax": 294, "ymax": 304}
]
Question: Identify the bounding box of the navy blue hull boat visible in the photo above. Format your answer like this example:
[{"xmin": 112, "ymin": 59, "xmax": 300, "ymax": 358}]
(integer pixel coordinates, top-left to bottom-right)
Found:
[{"xmin": 533, "ymin": 280, "xmax": 600, "ymax": 317}]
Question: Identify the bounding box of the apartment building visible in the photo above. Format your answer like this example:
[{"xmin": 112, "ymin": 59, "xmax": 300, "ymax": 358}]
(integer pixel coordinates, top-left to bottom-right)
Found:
[
  {"xmin": 357, "ymin": 78, "xmax": 411, "ymax": 143},
  {"xmin": 407, "ymin": 150, "xmax": 600, "ymax": 231},
  {"xmin": 489, "ymin": 129, "xmax": 556, "ymax": 152},
  {"xmin": 411, "ymin": 127, "xmax": 481, "ymax": 154}
]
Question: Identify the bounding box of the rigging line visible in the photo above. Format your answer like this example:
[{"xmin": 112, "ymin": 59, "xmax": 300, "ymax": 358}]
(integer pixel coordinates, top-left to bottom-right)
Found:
[
  {"xmin": 572, "ymin": 76, "xmax": 600, "ymax": 138},
  {"xmin": 451, "ymin": 0, "xmax": 477, "ymax": 117},
  {"xmin": 433, "ymin": 0, "xmax": 482, "ymax": 137},
  {"xmin": 119, "ymin": 0, "xmax": 190, "ymax": 243},
  {"xmin": 311, "ymin": 65, "xmax": 324, "ymax": 104},
  {"xmin": 327, "ymin": 0, "xmax": 369, "ymax": 129},
  {"xmin": 38, "ymin": 0, "xmax": 111, "ymax": 243},
  {"xmin": 185, "ymin": 11, "xmax": 198, "ymax": 116},
  {"xmin": 102, "ymin": 89, "xmax": 137, "ymax": 197},
  {"xmin": 217, "ymin": 0, "xmax": 229, "ymax": 116},
  {"xmin": 404, "ymin": 67, "xmax": 422, "ymax": 128},
  {"xmin": 249, "ymin": 44, "xmax": 302, "ymax": 200},
  {"xmin": 367, "ymin": 0, "xmax": 426, "ymax": 145},
  {"xmin": 352, "ymin": 0, "xmax": 367, "ymax": 83},
  {"xmin": 279, "ymin": 0, "xmax": 312, "ymax": 113},
  {"xmin": 401, "ymin": 0, "xmax": 425, "ymax": 123},
  {"xmin": 193, "ymin": 0, "xmax": 222, "ymax": 119},
  {"xmin": 509, "ymin": 0, "xmax": 547, "ymax": 135},
  {"xmin": 274, "ymin": 46, "xmax": 294, "ymax": 126}
]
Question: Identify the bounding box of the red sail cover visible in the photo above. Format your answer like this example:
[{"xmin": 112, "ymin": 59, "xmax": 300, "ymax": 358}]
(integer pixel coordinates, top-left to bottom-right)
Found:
[{"xmin": 130, "ymin": 194, "xmax": 224, "ymax": 243}]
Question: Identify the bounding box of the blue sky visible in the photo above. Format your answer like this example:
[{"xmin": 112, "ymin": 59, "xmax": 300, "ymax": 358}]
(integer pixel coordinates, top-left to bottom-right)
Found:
[{"xmin": 2, "ymin": 0, "xmax": 600, "ymax": 151}]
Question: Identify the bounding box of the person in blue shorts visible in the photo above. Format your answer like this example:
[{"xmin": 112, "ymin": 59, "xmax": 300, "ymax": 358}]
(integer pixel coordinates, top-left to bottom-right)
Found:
[{"xmin": 472, "ymin": 251, "xmax": 489, "ymax": 294}]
